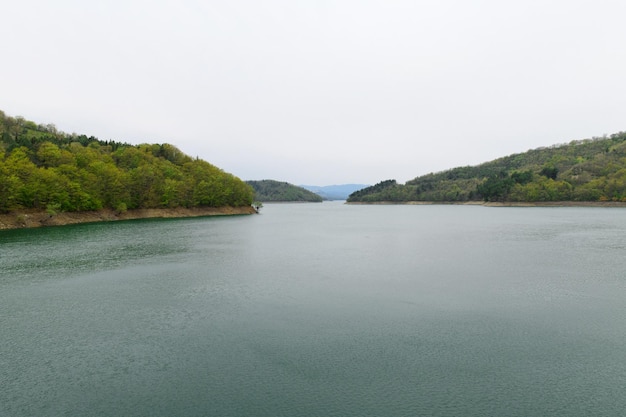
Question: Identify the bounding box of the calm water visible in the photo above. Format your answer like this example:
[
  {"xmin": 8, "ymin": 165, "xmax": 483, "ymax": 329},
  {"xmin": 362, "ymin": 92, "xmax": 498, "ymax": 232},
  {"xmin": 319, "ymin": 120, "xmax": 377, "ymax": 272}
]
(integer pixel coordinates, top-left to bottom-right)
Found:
[{"xmin": 1, "ymin": 202, "xmax": 625, "ymax": 416}]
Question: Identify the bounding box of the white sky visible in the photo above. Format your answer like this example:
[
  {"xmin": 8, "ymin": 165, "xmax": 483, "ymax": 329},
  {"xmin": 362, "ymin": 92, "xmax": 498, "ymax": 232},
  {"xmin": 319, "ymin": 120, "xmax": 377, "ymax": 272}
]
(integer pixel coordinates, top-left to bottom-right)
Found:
[{"xmin": 2, "ymin": 0, "xmax": 626, "ymax": 185}]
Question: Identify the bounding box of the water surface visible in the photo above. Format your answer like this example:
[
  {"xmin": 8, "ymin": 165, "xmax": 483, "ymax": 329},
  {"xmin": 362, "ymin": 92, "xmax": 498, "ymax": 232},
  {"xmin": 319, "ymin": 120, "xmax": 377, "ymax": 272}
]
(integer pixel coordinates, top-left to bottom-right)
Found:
[{"xmin": 1, "ymin": 203, "xmax": 625, "ymax": 416}]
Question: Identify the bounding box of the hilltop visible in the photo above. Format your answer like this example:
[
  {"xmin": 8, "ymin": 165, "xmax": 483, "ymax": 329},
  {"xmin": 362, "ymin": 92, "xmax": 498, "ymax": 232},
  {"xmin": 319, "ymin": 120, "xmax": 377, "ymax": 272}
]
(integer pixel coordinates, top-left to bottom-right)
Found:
[
  {"xmin": 246, "ymin": 180, "xmax": 323, "ymax": 202},
  {"xmin": 348, "ymin": 131, "xmax": 626, "ymax": 204},
  {"xmin": 0, "ymin": 110, "xmax": 255, "ymax": 228}
]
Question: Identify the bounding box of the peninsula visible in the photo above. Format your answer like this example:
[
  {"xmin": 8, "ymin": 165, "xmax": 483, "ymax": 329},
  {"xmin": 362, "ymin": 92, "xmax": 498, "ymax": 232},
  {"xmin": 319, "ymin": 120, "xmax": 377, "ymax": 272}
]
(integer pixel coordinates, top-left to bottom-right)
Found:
[{"xmin": 0, "ymin": 110, "xmax": 255, "ymax": 229}]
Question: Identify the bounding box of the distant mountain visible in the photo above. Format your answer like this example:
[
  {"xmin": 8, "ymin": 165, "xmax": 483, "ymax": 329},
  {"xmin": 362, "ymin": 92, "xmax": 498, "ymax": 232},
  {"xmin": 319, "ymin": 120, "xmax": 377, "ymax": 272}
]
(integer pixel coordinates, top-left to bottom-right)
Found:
[
  {"xmin": 300, "ymin": 184, "xmax": 369, "ymax": 200},
  {"xmin": 246, "ymin": 180, "xmax": 323, "ymax": 202}
]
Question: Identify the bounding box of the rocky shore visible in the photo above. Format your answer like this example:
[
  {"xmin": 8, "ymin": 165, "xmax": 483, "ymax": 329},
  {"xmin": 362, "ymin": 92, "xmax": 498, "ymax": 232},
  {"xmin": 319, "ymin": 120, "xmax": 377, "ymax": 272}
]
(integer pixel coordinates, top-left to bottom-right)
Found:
[
  {"xmin": 0, "ymin": 206, "xmax": 256, "ymax": 230},
  {"xmin": 346, "ymin": 200, "xmax": 626, "ymax": 207}
]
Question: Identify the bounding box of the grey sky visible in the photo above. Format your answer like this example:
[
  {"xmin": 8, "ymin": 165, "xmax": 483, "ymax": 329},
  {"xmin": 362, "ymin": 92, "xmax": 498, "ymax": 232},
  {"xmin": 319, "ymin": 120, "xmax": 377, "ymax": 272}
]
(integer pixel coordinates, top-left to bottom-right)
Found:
[{"xmin": 3, "ymin": 0, "xmax": 626, "ymax": 185}]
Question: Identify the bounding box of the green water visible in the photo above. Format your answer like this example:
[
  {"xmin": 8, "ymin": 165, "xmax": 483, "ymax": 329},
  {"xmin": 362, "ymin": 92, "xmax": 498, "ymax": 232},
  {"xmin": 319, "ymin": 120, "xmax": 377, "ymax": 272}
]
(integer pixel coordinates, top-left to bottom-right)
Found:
[{"xmin": 1, "ymin": 203, "xmax": 625, "ymax": 416}]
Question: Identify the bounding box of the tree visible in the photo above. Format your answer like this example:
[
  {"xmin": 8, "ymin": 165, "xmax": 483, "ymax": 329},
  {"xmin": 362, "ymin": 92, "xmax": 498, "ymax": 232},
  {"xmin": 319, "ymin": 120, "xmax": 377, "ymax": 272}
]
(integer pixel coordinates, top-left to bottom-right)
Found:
[
  {"xmin": 540, "ymin": 164, "xmax": 559, "ymax": 180},
  {"xmin": 36, "ymin": 142, "xmax": 63, "ymax": 167}
]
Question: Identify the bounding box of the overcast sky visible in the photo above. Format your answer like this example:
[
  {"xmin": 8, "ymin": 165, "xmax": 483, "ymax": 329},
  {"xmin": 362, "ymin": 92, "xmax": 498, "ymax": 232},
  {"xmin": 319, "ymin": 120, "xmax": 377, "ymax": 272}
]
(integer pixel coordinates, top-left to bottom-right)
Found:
[{"xmin": 3, "ymin": 0, "xmax": 626, "ymax": 185}]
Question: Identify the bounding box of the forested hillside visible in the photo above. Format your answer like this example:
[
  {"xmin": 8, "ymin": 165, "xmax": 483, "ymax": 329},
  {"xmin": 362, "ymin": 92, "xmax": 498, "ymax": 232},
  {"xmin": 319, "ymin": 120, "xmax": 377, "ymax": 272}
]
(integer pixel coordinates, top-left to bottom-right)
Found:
[
  {"xmin": 246, "ymin": 180, "xmax": 323, "ymax": 202},
  {"xmin": 0, "ymin": 110, "xmax": 254, "ymax": 213},
  {"xmin": 348, "ymin": 131, "xmax": 626, "ymax": 203}
]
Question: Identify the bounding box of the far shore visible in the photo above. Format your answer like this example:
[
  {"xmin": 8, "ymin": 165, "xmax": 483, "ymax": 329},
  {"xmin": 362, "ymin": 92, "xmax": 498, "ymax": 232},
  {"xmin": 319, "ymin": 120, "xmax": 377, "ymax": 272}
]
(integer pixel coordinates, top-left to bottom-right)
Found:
[
  {"xmin": 0, "ymin": 206, "xmax": 256, "ymax": 231},
  {"xmin": 345, "ymin": 200, "xmax": 626, "ymax": 208}
]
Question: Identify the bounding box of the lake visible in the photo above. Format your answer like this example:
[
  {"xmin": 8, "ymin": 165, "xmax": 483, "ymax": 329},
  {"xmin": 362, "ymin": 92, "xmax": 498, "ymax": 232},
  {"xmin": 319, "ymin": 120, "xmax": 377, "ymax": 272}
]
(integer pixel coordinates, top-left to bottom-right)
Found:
[{"xmin": 1, "ymin": 202, "xmax": 625, "ymax": 416}]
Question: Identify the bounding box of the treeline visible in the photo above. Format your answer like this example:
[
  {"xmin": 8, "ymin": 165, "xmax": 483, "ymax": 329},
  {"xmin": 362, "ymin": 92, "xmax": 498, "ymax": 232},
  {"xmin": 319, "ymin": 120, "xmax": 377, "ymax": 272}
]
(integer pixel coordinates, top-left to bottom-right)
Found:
[
  {"xmin": 347, "ymin": 131, "xmax": 626, "ymax": 203},
  {"xmin": 246, "ymin": 180, "xmax": 323, "ymax": 202},
  {"xmin": 0, "ymin": 110, "xmax": 254, "ymax": 213}
]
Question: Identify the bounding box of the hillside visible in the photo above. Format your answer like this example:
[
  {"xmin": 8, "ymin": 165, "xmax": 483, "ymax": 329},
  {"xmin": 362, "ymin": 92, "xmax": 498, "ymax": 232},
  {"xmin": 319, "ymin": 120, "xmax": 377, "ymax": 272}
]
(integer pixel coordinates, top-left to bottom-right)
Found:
[
  {"xmin": 348, "ymin": 131, "xmax": 626, "ymax": 203},
  {"xmin": 247, "ymin": 180, "xmax": 323, "ymax": 202},
  {"xmin": 300, "ymin": 184, "xmax": 369, "ymax": 200},
  {"xmin": 0, "ymin": 110, "xmax": 254, "ymax": 215}
]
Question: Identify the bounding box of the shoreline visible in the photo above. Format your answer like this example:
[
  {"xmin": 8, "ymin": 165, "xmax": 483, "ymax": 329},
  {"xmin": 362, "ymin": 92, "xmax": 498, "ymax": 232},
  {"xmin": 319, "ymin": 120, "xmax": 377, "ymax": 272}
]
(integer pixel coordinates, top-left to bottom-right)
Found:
[
  {"xmin": 0, "ymin": 206, "xmax": 256, "ymax": 231},
  {"xmin": 345, "ymin": 200, "xmax": 626, "ymax": 207}
]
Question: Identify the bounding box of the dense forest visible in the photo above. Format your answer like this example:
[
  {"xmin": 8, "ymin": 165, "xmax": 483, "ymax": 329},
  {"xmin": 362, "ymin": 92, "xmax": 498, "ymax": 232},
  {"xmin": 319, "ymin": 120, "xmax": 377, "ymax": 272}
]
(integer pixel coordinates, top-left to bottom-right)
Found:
[
  {"xmin": 348, "ymin": 131, "xmax": 626, "ymax": 203},
  {"xmin": 0, "ymin": 110, "xmax": 254, "ymax": 213},
  {"xmin": 246, "ymin": 180, "xmax": 323, "ymax": 202}
]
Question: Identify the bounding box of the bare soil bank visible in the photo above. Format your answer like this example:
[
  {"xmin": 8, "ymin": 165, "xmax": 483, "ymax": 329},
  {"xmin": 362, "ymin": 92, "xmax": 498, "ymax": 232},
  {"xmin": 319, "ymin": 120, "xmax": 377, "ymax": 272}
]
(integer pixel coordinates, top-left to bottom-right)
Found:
[
  {"xmin": 0, "ymin": 206, "xmax": 256, "ymax": 230},
  {"xmin": 346, "ymin": 201, "xmax": 626, "ymax": 207}
]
